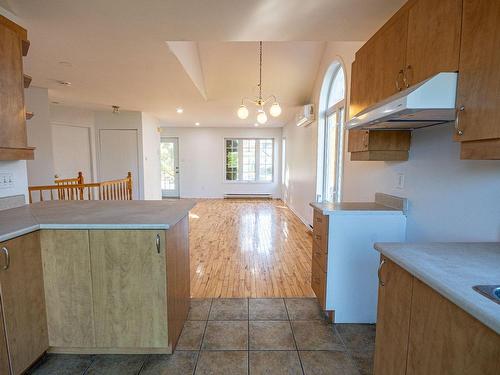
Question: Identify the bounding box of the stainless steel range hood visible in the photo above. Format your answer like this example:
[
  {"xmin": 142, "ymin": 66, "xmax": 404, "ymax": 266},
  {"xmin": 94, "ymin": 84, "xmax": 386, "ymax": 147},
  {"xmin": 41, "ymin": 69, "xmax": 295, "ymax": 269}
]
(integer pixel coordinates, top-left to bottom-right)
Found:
[{"xmin": 346, "ymin": 72, "xmax": 458, "ymax": 130}]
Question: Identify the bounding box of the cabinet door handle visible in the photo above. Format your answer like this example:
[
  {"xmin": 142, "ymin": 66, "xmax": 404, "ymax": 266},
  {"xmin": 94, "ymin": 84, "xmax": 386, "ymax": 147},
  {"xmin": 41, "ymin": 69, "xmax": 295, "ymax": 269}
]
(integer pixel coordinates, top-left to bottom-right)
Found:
[
  {"xmin": 378, "ymin": 259, "xmax": 386, "ymax": 287},
  {"xmin": 1, "ymin": 247, "xmax": 10, "ymax": 271},
  {"xmin": 395, "ymin": 69, "xmax": 404, "ymax": 91},
  {"xmin": 155, "ymin": 234, "xmax": 161, "ymax": 254},
  {"xmin": 455, "ymin": 106, "xmax": 465, "ymax": 136}
]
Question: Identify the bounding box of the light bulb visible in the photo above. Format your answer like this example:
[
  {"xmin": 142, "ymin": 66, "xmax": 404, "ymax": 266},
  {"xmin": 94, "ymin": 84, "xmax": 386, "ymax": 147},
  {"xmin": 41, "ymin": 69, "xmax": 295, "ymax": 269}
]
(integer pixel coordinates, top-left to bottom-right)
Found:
[
  {"xmin": 257, "ymin": 110, "xmax": 268, "ymax": 124},
  {"xmin": 237, "ymin": 105, "xmax": 249, "ymax": 119},
  {"xmin": 269, "ymin": 102, "xmax": 282, "ymax": 117}
]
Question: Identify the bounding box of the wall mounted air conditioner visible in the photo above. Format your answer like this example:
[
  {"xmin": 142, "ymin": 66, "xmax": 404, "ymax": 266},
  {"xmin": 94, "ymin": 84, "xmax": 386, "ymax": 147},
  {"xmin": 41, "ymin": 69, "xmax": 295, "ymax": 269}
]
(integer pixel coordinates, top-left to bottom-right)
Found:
[{"xmin": 296, "ymin": 104, "xmax": 314, "ymax": 127}]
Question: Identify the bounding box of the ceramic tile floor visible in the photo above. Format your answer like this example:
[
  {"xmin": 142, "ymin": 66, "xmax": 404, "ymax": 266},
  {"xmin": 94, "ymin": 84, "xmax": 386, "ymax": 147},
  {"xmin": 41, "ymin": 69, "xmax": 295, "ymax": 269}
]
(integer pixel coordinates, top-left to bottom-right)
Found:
[{"xmin": 27, "ymin": 298, "xmax": 375, "ymax": 375}]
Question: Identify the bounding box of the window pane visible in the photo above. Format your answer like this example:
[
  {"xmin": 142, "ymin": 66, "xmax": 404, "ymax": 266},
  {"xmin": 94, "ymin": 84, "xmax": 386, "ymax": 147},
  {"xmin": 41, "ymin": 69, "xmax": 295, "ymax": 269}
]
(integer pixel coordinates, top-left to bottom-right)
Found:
[
  {"xmin": 259, "ymin": 139, "xmax": 273, "ymax": 182},
  {"xmin": 242, "ymin": 139, "xmax": 256, "ymax": 181},
  {"xmin": 225, "ymin": 139, "xmax": 239, "ymax": 180},
  {"xmin": 328, "ymin": 67, "xmax": 345, "ymax": 107}
]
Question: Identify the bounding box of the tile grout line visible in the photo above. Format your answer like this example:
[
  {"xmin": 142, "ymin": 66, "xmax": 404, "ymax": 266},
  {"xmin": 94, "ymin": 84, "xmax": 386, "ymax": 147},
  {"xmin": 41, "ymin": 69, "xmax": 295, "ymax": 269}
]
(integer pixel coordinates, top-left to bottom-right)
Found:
[
  {"xmin": 285, "ymin": 298, "xmax": 306, "ymax": 375},
  {"xmin": 136, "ymin": 354, "xmax": 150, "ymax": 375},
  {"xmin": 333, "ymin": 325, "xmax": 362, "ymax": 374},
  {"xmin": 192, "ymin": 298, "xmax": 213, "ymax": 375},
  {"xmin": 82, "ymin": 355, "xmax": 97, "ymax": 375}
]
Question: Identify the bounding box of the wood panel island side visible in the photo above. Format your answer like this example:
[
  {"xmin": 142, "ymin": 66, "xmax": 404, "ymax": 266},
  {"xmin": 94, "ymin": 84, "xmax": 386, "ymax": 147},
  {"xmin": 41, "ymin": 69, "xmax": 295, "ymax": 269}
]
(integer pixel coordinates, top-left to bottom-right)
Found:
[{"xmin": 0, "ymin": 200, "xmax": 195, "ymax": 374}]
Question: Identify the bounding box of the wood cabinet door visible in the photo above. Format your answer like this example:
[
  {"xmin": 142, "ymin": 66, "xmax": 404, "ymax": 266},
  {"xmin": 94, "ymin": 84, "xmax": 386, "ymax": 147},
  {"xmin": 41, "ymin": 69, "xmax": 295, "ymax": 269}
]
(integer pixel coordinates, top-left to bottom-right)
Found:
[
  {"xmin": 166, "ymin": 216, "xmax": 190, "ymax": 349},
  {"xmin": 454, "ymin": 0, "xmax": 500, "ymax": 142},
  {"xmin": 89, "ymin": 230, "xmax": 168, "ymax": 348},
  {"xmin": 405, "ymin": 0, "xmax": 462, "ymax": 86},
  {"xmin": 0, "ymin": 303, "xmax": 10, "ymax": 375},
  {"xmin": 0, "ymin": 231, "xmax": 48, "ymax": 374},
  {"xmin": 40, "ymin": 230, "xmax": 95, "ymax": 348},
  {"xmin": 407, "ymin": 279, "xmax": 500, "ymax": 375},
  {"xmin": 373, "ymin": 257, "xmax": 413, "ymax": 375},
  {"xmin": 0, "ymin": 20, "xmax": 26, "ymax": 149},
  {"xmin": 352, "ymin": 9, "xmax": 408, "ymax": 117}
]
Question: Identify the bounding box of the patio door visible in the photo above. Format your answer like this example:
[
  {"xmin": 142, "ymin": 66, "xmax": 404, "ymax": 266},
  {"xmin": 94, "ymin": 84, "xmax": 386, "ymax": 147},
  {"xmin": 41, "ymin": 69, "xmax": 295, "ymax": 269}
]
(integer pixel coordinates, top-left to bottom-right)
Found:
[{"xmin": 161, "ymin": 137, "xmax": 180, "ymax": 198}]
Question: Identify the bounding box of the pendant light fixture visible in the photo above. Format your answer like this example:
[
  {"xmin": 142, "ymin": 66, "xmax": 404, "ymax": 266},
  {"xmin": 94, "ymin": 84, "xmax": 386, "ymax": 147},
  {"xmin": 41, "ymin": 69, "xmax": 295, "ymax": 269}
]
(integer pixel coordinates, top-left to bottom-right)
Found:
[{"xmin": 237, "ymin": 41, "xmax": 281, "ymax": 124}]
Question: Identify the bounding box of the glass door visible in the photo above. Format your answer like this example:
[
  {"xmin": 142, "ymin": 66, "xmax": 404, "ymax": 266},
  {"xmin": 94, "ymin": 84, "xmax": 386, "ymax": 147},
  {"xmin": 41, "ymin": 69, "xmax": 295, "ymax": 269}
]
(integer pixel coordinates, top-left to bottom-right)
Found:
[{"xmin": 160, "ymin": 137, "xmax": 179, "ymax": 198}]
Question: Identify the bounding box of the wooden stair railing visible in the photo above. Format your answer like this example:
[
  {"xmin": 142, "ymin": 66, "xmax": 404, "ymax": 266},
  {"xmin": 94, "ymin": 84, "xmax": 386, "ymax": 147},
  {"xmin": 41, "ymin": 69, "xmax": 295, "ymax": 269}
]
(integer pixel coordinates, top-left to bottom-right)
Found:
[{"xmin": 28, "ymin": 172, "xmax": 133, "ymax": 203}]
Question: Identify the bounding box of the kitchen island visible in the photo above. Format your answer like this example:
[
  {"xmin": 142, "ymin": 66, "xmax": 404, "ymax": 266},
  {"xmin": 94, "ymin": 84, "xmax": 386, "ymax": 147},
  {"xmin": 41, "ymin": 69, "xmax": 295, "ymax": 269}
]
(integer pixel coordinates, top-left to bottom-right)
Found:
[{"xmin": 0, "ymin": 200, "xmax": 196, "ymax": 374}]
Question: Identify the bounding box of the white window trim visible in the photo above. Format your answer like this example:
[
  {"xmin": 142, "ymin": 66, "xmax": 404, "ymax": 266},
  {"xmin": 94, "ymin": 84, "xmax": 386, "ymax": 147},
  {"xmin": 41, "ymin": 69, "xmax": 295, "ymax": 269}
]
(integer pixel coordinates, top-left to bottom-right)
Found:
[{"xmin": 222, "ymin": 137, "xmax": 275, "ymax": 184}]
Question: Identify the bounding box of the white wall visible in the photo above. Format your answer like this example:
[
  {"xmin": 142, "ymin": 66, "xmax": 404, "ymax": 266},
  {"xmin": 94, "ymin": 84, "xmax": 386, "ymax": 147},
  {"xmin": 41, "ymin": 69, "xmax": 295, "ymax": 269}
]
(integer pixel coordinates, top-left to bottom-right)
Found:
[
  {"xmin": 141, "ymin": 113, "xmax": 162, "ymax": 200},
  {"xmin": 284, "ymin": 41, "xmax": 500, "ymax": 242},
  {"xmin": 283, "ymin": 41, "xmax": 362, "ymax": 226},
  {"xmin": 25, "ymin": 87, "xmax": 53, "ymax": 185},
  {"xmin": 160, "ymin": 127, "xmax": 282, "ymax": 198}
]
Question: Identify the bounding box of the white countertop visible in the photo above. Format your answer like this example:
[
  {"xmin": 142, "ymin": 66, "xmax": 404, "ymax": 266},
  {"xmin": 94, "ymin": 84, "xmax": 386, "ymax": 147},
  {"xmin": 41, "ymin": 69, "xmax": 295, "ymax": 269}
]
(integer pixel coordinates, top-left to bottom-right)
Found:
[
  {"xmin": 310, "ymin": 201, "xmax": 404, "ymax": 215},
  {"xmin": 374, "ymin": 242, "xmax": 500, "ymax": 334},
  {"xmin": 0, "ymin": 200, "xmax": 197, "ymax": 242}
]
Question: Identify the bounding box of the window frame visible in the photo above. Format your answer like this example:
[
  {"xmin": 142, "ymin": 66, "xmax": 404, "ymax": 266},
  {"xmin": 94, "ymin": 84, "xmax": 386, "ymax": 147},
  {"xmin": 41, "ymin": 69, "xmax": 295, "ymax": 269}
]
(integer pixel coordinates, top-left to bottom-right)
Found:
[{"xmin": 223, "ymin": 137, "xmax": 275, "ymax": 184}]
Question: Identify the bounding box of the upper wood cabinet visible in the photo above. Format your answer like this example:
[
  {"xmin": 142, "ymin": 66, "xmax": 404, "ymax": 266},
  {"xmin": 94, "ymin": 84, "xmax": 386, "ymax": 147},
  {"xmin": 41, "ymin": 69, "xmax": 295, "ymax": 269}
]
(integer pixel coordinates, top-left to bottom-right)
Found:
[
  {"xmin": 405, "ymin": 0, "xmax": 462, "ymax": 86},
  {"xmin": 350, "ymin": 9, "xmax": 408, "ymax": 117},
  {"xmin": 0, "ymin": 232, "xmax": 48, "ymax": 375},
  {"xmin": 455, "ymin": 0, "xmax": 500, "ymax": 160},
  {"xmin": 0, "ymin": 15, "xmax": 34, "ymax": 161}
]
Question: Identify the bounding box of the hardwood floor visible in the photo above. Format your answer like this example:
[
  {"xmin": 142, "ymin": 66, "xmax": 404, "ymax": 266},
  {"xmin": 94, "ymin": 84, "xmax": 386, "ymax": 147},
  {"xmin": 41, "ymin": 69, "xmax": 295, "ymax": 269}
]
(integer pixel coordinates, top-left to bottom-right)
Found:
[{"xmin": 189, "ymin": 199, "xmax": 315, "ymax": 298}]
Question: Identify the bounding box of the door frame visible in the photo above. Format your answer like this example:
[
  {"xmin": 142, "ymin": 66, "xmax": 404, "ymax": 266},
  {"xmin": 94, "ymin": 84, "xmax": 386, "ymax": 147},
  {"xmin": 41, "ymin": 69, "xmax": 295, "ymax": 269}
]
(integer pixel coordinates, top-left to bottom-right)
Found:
[
  {"xmin": 51, "ymin": 121, "xmax": 97, "ymax": 183},
  {"xmin": 160, "ymin": 137, "xmax": 180, "ymax": 198}
]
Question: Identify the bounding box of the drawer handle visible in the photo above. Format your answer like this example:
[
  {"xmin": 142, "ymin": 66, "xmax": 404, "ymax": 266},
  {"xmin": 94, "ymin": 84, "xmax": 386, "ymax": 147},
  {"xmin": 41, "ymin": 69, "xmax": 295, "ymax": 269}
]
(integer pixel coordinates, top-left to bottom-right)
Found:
[
  {"xmin": 378, "ymin": 259, "xmax": 386, "ymax": 287},
  {"xmin": 1, "ymin": 247, "xmax": 10, "ymax": 271},
  {"xmin": 155, "ymin": 234, "xmax": 161, "ymax": 254}
]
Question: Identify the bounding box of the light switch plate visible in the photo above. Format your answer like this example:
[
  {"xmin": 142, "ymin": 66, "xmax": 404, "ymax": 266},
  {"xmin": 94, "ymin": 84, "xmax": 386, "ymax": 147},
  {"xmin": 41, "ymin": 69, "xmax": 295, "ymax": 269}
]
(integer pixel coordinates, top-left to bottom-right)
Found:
[
  {"xmin": 396, "ymin": 173, "xmax": 405, "ymax": 189},
  {"xmin": 0, "ymin": 172, "xmax": 14, "ymax": 189}
]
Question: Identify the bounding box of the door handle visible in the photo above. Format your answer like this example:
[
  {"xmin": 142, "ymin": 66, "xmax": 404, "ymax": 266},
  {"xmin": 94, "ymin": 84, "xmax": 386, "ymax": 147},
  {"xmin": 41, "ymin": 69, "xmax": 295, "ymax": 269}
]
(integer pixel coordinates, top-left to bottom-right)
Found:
[
  {"xmin": 378, "ymin": 259, "xmax": 386, "ymax": 287},
  {"xmin": 155, "ymin": 234, "xmax": 161, "ymax": 254},
  {"xmin": 1, "ymin": 247, "xmax": 10, "ymax": 270}
]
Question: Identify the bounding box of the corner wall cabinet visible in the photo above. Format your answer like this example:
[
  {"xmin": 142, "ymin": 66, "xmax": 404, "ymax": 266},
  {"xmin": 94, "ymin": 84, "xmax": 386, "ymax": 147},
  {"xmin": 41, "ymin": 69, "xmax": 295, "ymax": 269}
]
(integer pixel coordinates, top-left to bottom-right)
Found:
[
  {"xmin": 0, "ymin": 15, "xmax": 34, "ymax": 160},
  {"xmin": 0, "ymin": 232, "xmax": 49, "ymax": 375},
  {"xmin": 374, "ymin": 257, "xmax": 500, "ymax": 375},
  {"xmin": 348, "ymin": 0, "xmax": 499, "ymax": 160}
]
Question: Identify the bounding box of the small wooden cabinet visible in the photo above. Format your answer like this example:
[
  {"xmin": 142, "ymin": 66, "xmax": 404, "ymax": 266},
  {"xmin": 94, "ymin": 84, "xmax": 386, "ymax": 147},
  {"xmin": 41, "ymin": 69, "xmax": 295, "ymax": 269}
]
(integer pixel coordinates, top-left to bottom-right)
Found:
[
  {"xmin": 0, "ymin": 232, "xmax": 48, "ymax": 374},
  {"xmin": 455, "ymin": 0, "xmax": 500, "ymax": 159},
  {"xmin": 0, "ymin": 15, "xmax": 34, "ymax": 161},
  {"xmin": 311, "ymin": 210, "xmax": 328, "ymax": 311},
  {"xmin": 348, "ymin": 130, "xmax": 411, "ymax": 161},
  {"xmin": 374, "ymin": 257, "xmax": 500, "ymax": 375}
]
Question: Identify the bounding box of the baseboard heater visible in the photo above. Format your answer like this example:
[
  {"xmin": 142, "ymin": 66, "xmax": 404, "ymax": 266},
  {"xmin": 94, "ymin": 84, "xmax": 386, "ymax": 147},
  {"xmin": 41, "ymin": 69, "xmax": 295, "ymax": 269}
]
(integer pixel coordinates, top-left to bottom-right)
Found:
[{"xmin": 223, "ymin": 193, "xmax": 273, "ymax": 199}]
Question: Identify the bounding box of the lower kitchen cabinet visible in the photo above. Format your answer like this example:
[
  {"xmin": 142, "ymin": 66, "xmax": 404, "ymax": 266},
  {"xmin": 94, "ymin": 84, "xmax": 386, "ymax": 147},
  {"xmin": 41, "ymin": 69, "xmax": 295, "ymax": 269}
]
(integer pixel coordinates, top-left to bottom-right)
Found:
[
  {"xmin": 373, "ymin": 258, "xmax": 414, "ymax": 375},
  {"xmin": 0, "ymin": 231, "xmax": 48, "ymax": 374},
  {"xmin": 374, "ymin": 258, "xmax": 500, "ymax": 375},
  {"xmin": 41, "ymin": 230, "xmax": 95, "ymax": 348},
  {"xmin": 90, "ymin": 229, "xmax": 168, "ymax": 349},
  {"xmin": 0, "ymin": 304, "xmax": 10, "ymax": 374}
]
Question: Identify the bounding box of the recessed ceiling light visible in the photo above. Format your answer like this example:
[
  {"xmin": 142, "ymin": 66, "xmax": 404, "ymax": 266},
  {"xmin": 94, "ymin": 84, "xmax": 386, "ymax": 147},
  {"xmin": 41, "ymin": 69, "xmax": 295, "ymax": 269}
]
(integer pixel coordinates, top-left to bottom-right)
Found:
[
  {"xmin": 57, "ymin": 80, "xmax": 71, "ymax": 86},
  {"xmin": 51, "ymin": 101, "xmax": 60, "ymax": 105},
  {"xmin": 254, "ymin": 123, "xmax": 259, "ymax": 127},
  {"xmin": 176, "ymin": 107, "xmax": 184, "ymax": 114},
  {"xmin": 58, "ymin": 61, "xmax": 72, "ymax": 67},
  {"xmin": 195, "ymin": 122, "xmax": 200, "ymax": 126}
]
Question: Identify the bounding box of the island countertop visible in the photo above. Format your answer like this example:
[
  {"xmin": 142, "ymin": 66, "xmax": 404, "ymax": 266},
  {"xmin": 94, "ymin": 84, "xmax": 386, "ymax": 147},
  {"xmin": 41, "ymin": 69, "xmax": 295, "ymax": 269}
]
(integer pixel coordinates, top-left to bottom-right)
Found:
[
  {"xmin": 374, "ymin": 242, "xmax": 500, "ymax": 335},
  {"xmin": 0, "ymin": 199, "xmax": 197, "ymax": 242}
]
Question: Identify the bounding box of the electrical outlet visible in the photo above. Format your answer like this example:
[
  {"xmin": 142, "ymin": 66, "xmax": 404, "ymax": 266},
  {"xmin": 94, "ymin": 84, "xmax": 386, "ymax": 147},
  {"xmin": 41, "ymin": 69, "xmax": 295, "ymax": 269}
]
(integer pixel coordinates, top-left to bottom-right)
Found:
[
  {"xmin": 0, "ymin": 172, "xmax": 14, "ymax": 189},
  {"xmin": 396, "ymin": 173, "xmax": 405, "ymax": 189}
]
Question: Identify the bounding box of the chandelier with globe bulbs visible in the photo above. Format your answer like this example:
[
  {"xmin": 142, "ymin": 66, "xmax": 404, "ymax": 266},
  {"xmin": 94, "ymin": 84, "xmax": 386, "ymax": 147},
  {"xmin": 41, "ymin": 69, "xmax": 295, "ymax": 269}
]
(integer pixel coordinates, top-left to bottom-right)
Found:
[{"xmin": 237, "ymin": 41, "xmax": 282, "ymax": 125}]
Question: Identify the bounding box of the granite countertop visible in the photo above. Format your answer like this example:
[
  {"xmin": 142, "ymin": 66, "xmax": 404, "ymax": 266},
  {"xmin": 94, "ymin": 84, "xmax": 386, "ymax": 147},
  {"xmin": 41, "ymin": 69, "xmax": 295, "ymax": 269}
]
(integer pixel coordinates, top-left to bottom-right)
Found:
[
  {"xmin": 0, "ymin": 200, "xmax": 197, "ymax": 242},
  {"xmin": 310, "ymin": 201, "xmax": 404, "ymax": 215},
  {"xmin": 374, "ymin": 242, "xmax": 500, "ymax": 335}
]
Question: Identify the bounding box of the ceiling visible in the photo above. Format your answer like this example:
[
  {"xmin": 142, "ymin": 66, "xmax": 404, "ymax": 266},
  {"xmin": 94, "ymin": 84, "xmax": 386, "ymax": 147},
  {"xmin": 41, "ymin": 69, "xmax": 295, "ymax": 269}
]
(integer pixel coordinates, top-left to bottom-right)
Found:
[{"xmin": 3, "ymin": 0, "xmax": 405, "ymax": 127}]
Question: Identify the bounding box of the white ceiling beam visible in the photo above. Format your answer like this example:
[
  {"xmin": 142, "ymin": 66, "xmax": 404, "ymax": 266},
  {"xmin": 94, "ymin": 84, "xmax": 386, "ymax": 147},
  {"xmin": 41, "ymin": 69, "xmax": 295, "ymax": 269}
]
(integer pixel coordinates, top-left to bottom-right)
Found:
[{"xmin": 166, "ymin": 41, "xmax": 208, "ymax": 101}]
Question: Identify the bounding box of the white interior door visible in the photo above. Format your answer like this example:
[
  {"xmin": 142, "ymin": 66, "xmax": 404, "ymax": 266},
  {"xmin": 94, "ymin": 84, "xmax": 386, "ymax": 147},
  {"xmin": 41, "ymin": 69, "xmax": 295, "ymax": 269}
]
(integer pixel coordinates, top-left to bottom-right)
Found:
[
  {"xmin": 99, "ymin": 129, "xmax": 140, "ymax": 199},
  {"xmin": 52, "ymin": 124, "xmax": 93, "ymax": 182},
  {"xmin": 160, "ymin": 137, "xmax": 179, "ymax": 198}
]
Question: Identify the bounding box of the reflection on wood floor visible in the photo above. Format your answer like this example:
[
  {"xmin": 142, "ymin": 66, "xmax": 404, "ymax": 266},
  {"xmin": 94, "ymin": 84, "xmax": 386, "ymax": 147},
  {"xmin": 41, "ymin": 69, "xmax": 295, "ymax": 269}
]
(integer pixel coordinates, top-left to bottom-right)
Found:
[{"xmin": 189, "ymin": 199, "xmax": 314, "ymax": 298}]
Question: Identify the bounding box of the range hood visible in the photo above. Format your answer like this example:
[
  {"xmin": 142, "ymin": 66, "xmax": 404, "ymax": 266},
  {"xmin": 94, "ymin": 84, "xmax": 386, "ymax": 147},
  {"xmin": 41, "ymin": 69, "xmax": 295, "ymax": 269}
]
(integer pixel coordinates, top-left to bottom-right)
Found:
[{"xmin": 346, "ymin": 72, "xmax": 458, "ymax": 130}]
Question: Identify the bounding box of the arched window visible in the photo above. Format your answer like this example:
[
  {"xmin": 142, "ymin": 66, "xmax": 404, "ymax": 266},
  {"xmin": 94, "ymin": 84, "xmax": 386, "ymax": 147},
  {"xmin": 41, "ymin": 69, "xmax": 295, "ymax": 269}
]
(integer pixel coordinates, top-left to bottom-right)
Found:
[{"xmin": 317, "ymin": 61, "xmax": 346, "ymax": 203}]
